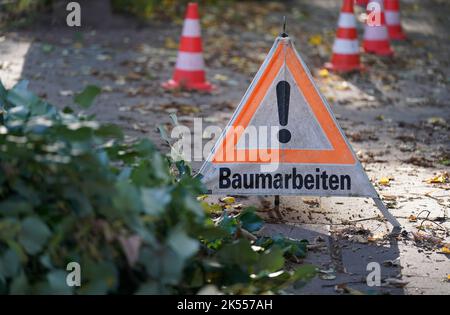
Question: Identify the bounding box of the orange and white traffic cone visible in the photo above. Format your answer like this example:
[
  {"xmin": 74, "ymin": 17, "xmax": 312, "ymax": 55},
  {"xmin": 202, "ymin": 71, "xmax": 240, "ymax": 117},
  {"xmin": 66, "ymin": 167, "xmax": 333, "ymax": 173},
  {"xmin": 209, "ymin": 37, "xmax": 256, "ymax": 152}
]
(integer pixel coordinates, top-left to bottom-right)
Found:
[
  {"xmin": 384, "ymin": 0, "xmax": 406, "ymax": 40},
  {"xmin": 163, "ymin": 2, "xmax": 215, "ymax": 92},
  {"xmin": 325, "ymin": 0, "xmax": 363, "ymax": 72},
  {"xmin": 363, "ymin": 0, "xmax": 394, "ymax": 56}
]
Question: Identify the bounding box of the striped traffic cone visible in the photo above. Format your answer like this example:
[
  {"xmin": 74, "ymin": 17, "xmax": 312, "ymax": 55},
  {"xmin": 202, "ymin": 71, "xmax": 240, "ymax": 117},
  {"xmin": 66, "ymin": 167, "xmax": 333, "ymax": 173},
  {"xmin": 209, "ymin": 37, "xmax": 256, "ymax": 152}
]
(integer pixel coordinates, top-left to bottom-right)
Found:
[
  {"xmin": 163, "ymin": 2, "xmax": 214, "ymax": 92},
  {"xmin": 325, "ymin": 0, "xmax": 363, "ymax": 72},
  {"xmin": 363, "ymin": 0, "xmax": 394, "ymax": 56},
  {"xmin": 384, "ymin": 0, "xmax": 406, "ymax": 40}
]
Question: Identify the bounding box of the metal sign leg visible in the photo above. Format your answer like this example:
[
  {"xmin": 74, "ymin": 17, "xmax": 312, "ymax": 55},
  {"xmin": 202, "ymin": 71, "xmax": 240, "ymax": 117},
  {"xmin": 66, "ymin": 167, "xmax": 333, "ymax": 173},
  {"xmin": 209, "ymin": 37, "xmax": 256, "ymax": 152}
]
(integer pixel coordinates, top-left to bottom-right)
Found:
[{"xmin": 373, "ymin": 198, "xmax": 402, "ymax": 233}]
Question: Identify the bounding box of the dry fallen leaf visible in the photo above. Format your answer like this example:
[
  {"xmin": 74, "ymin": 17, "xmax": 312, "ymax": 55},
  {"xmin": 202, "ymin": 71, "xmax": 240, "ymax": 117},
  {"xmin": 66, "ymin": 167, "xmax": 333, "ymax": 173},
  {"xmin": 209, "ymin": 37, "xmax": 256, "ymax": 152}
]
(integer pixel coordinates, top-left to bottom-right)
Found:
[
  {"xmin": 335, "ymin": 81, "xmax": 350, "ymax": 91},
  {"xmin": 213, "ymin": 74, "xmax": 229, "ymax": 82},
  {"xmin": 426, "ymin": 172, "xmax": 448, "ymax": 184},
  {"xmin": 164, "ymin": 37, "xmax": 179, "ymax": 49},
  {"xmin": 220, "ymin": 196, "xmax": 236, "ymax": 204},
  {"xmin": 318, "ymin": 68, "xmax": 329, "ymax": 78},
  {"xmin": 379, "ymin": 177, "xmax": 391, "ymax": 186},
  {"xmin": 382, "ymin": 194, "xmax": 397, "ymax": 201},
  {"xmin": 383, "ymin": 278, "xmax": 408, "ymax": 288},
  {"xmin": 426, "ymin": 116, "xmax": 446, "ymax": 127},
  {"xmin": 197, "ymin": 195, "xmax": 208, "ymax": 201},
  {"xmin": 440, "ymin": 246, "xmax": 450, "ymax": 254},
  {"xmin": 308, "ymin": 34, "xmax": 323, "ymax": 46},
  {"xmin": 118, "ymin": 235, "xmax": 142, "ymax": 267},
  {"xmin": 408, "ymin": 215, "xmax": 417, "ymax": 222},
  {"xmin": 368, "ymin": 233, "xmax": 385, "ymax": 242},
  {"xmin": 126, "ymin": 72, "xmax": 144, "ymax": 81},
  {"xmin": 334, "ymin": 284, "xmax": 364, "ymax": 295},
  {"xmin": 303, "ymin": 198, "xmax": 320, "ymax": 207}
]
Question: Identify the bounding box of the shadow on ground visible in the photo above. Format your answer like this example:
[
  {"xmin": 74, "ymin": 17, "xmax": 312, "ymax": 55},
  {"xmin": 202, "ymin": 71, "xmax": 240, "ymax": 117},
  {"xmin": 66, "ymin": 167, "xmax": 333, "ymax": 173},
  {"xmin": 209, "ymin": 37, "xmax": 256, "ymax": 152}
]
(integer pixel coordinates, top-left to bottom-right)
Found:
[{"xmin": 260, "ymin": 223, "xmax": 404, "ymax": 295}]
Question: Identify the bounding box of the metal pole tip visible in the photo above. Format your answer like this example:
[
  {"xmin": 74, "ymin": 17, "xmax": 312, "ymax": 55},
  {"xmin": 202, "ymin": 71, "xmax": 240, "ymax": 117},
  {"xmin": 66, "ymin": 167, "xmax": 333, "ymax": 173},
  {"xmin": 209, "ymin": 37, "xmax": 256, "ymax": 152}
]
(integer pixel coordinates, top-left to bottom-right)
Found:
[{"xmin": 281, "ymin": 16, "xmax": 288, "ymax": 38}]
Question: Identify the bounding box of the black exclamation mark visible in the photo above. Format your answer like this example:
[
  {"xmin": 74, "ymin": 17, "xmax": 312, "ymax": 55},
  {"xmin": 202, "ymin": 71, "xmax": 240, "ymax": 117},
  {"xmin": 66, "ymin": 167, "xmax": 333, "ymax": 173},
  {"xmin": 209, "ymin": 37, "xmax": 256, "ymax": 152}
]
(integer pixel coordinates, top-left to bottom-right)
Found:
[{"xmin": 276, "ymin": 80, "xmax": 291, "ymax": 143}]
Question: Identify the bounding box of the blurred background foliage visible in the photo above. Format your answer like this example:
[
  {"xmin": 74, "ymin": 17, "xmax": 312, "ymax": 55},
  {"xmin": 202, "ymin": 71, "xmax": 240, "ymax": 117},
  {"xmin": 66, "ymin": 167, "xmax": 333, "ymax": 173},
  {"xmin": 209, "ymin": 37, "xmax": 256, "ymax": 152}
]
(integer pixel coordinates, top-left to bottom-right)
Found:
[
  {"xmin": 0, "ymin": 0, "xmax": 51, "ymax": 26},
  {"xmin": 0, "ymin": 0, "xmax": 50, "ymax": 14},
  {"xmin": 0, "ymin": 0, "xmax": 287, "ymax": 29},
  {"xmin": 111, "ymin": 0, "xmax": 229, "ymax": 19},
  {"xmin": 0, "ymin": 0, "xmax": 232, "ymax": 25}
]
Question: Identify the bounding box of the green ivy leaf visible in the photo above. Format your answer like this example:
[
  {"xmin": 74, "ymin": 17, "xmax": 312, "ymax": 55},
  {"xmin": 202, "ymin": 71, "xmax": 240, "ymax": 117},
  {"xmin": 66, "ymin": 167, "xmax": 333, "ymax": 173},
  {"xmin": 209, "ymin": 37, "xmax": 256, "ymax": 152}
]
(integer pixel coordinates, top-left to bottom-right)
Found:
[
  {"xmin": 167, "ymin": 227, "xmax": 199, "ymax": 260},
  {"xmin": 33, "ymin": 270, "xmax": 73, "ymax": 295},
  {"xmin": 0, "ymin": 249, "xmax": 21, "ymax": 279},
  {"xmin": 0, "ymin": 80, "xmax": 6, "ymax": 96},
  {"xmin": 47, "ymin": 270, "xmax": 73, "ymax": 294},
  {"xmin": 74, "ymin": 85, "xmax": 101, "ymax": 108},
  {"xmin": 9, "ymin": 272, "xmax": 29, "ymax": 294},
  {"xmin": 217, "ymin": 239, "xmax": 258, "ymax": 266},
  {"xmin": 135, "ymin": 281, "xmax": 160, "ymax": 294},
  {"xmin": 238, "ymin": 208, "xmax": 264, "ymax": 232},
  {"xmin": 292, "ymin": 264, "xmax": 317, "ymax": 289},
  {"xmin": 18, "ymin": 217, "xmax": 51, "ymax": 255},
  {"xmin": 218, "ymin": 213, "xmax": 239, "ymax": 235},
  {"xmin": 140, "ymin": 247, "xmax": 185, "ymax": 286},
  {"xmin": 95, "ymin": 123, "xmax": 123, "ymax": 139},
  {"xmin": 0, "ymin": 199, "xmax": 33, "ymax": 216},
  {"xmin": 7, "ymin": 81, "xmax": 39, "ymax": 108},
  {"xmin": 141, "ymin": 187, "xmax": 171, "ymax": 215},
  {"xmin": 78, "ymin": 261, "xmax": 118, "ymax": 295},
  {"xmin": 255, "ymin": 247, "xmax": 285, "ymax": 273}
]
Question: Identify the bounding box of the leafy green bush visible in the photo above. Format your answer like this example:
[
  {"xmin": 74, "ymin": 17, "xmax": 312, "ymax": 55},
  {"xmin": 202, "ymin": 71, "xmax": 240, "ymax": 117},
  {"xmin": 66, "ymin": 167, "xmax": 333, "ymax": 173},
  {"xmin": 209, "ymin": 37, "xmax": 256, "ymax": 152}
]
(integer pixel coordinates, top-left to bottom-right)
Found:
[
  {"xmin": 0, "ymin": 0, "xmax": 50, "ymax": 28},
  {"xmin": 111, "ymin": 0, "xmax": 226, "ymax": 19},
  {"xmin": 0, "ymin": 0, "xmax": 49, "ymax": 14},
  {"xmin": 0, "ymin": 80, "xmax": 315, "ymax": 294}
]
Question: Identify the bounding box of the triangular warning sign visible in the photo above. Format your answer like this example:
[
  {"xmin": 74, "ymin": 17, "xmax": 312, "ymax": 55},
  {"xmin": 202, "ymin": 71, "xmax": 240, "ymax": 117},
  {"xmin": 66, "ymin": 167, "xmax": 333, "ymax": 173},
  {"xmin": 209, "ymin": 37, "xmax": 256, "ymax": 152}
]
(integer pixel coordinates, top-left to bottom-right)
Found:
[{"xmin": 199, "ymin": 35, "xmax": 399, "ymax": 228}]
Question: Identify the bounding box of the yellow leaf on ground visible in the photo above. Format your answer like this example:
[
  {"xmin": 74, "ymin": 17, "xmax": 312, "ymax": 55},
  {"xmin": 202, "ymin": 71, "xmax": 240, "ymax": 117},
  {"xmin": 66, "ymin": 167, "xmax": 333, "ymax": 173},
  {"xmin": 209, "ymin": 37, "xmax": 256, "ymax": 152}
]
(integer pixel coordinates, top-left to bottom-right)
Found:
[
  {"xmin": 379, "ymin": 177, "xmax": 391, "ymax": 186},
  {"xmin": 318, "ymin": 68, "xmax": 329, "ymax": 78},
  {"xmin": 201, "ymin": 202, "xmax": 223, "ymax": 214},
  {"xmin": 440, "ymin": 246, "xmax": 450, "ymax": 254},
  {"xmin": 308, "ymin": 34, "xmax": 323, "ymax": 46},
  {"xmin": 220, "ymin": 196, "xmax": 235, "ymax": 204},
  {"xmin": 164, "ymin": 37, "xmax": 178, "ymax": 49},
  {"xmin": 368, "ymin": 233, "xmax": 385, "ymax": 242},
  {"xmin": 73, "ymin": 42, "xmax": 83, "ymax": 49},
  {"xmin": 197, "ymin": 195, "xmax": 208, "ymax": 201},
  {"xmin": 335, "ymin": 81, "xmax": 350, "ymax": 91},
  {"xmin": 408, "ymin": 215, "xmax": 417, "ymax": 222},
  {"xmin": 426, "ymin": 172, "xmax": 448, "ymax": 184}
]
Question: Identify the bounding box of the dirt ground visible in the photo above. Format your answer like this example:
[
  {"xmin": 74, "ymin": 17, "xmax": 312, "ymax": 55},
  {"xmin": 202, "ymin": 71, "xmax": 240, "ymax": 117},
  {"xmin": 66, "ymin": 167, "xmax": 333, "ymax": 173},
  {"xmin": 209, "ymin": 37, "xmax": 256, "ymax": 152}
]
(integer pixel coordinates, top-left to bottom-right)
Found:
[{"xmin": 0, "ymin": 0, "xmax": 449, "ymax": 294}]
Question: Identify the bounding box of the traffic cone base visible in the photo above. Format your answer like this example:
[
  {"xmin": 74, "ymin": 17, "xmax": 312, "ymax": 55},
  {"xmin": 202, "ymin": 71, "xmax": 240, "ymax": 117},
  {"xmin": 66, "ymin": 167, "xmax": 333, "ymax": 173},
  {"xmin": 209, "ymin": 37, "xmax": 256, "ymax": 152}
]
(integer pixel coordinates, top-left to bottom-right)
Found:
[
  {"xmin": 363, "ymin": 40, "xmax": 393, "ymax": 56},
  {"xmin": 325, "ymin": 54, "xmax": 364, "ymax": 72},
  {"xmin": 162, "ymin": 78, "xmax": 215, "ymax": 92}
]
